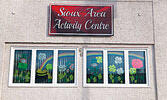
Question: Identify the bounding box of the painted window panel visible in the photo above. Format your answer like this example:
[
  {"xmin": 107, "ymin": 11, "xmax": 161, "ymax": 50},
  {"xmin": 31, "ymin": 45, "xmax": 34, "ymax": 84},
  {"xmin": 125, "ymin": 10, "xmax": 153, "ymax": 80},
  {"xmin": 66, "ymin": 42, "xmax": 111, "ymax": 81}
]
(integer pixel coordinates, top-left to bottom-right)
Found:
[
  {"xmin": 108, "ymin": 51, "xmax": 125, "ymax": 84},
  {"xmin": 35, "ymin": 50, "xmax": 53, "ymax": 83},
  {"xmin": 86, "ymin": 51, "xmax": 103, "ymax": 83},
  {"xmin": 57, "ymin": 50, "xmax": 75, "ymax": 83},
  {"xmin": 129, "ymin": 51, "xmax": 146, "ymax": 84},
  {"xmin": 13, "ymin": 50, "xmax": 32, "ymax": 83}
]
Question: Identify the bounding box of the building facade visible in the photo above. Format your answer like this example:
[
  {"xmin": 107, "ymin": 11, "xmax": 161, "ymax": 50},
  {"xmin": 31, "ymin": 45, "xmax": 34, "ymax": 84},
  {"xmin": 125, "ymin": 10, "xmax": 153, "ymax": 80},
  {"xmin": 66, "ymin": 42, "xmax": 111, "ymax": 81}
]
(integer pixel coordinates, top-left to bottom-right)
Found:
[{"xmin": 0, "ymin": 0, "xmax": 167, "ymax": 100}]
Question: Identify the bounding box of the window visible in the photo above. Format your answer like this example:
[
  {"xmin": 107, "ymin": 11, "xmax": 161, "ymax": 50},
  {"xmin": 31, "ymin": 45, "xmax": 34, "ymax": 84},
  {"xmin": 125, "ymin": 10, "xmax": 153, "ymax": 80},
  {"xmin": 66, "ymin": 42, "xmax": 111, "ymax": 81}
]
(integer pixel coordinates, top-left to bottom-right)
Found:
[
  {"xmin": 83, "ymin": 48, "xmax": 149, "ymax": 87},
  {"xmin": 12, "ymin": 50, "xmax": 32, "ymax": 83},
  {"xmin": 108, "ymin": 51, "xmax": 125, "ymax": 84},
  {"xmin": 9, "ymin": 47, "xmax": 77, "ymax": 87},
  {"xmin": 129, "ymin": 51, "xmax": 147, "ymax": 84},
  {"xmin": 86, "ymin": 51, "xmax": 103, "ymax": 83},
  {"xmin": 57, "ymin": 50, "xmax": 75, "ymax": 83}
]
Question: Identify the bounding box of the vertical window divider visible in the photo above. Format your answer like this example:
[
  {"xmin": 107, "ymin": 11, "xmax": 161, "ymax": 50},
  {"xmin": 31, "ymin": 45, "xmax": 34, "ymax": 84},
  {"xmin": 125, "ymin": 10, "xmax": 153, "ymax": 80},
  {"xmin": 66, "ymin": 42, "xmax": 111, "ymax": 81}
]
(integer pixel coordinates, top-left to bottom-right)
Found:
[
  {"xmin": 145, "ymin": 49, "xmax": 149, "ymax": 86},
  {"xmin": 124, "ymin": 50, "xmax": 129, "ymax": 86},
  {"xmin": 104, "ymin": 50, "xmax": 108, "ymax": 85},
  {"xmin": 31, "ymin": 49, "xmax": 36, "ymax": 85},
  {"xmin": 75, "ymin": 48, "xmax": 78, "ymax": 86},
  {"xmin": 83, "ymin": 48, "xmax": 86, "ymax": 87},
  {"xmin": 9, "ymin": 47, "xmax": 15, "ymax": 86},
  {"xmin": 53, "ymin": 49, "xmax": 58, "ymax": 86}
]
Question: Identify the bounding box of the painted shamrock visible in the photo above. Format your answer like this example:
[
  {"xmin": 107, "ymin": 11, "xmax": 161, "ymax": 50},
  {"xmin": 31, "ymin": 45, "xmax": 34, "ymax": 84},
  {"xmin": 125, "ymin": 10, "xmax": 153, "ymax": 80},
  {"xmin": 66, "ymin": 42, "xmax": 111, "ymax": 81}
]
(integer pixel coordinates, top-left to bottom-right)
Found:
[
  {"xmin": 38, "ymin": 53, "xmax": 46, "ymax": 60},
  {"xmin": 14, "ymin": 70, "xmax": 18, "ymax": 78},
  {"xmin": 117, "ymin": 68, "xmax": 124, "ymax": 75},
  {"xmin": 109, "ymin": 74, "xmax": 114, "ymax": 80},
  {"xmin": 66, "ymin": 78, "xmax": 70, "ymax": 82},
  {"xmin": 117, "ymin": 76, "xmax": 121, "ymax": 81},
  {"xmin": 115, "ymin": 56, "xmax": 123, "ymax": 64},
  {"xmin": 96, "ymin": 56, "xmax": 102, "ymax": 64},
  {"xmin": 98, "ymin": 73, "xmax": 102, "ymax": 80},
  {"xmin": 129, "ymin": 68, "xmax": 136, "ymax": 75},
  {"xmin": 70, "ymin": 74, "xmax": 74, "ymax": 81},
  {"xmin": 87, "ymin": 78, "xmax": 91, "ymax": 83},
  {"xmin": 130, "ymin": 76, "xmax": 135, "ymax": 82},
  {"xmin": 24, "ymin": 72, "xmax": 30, "ymax": 82},
  {"xmin": 109, "ymin": 65, "xmax": 116, "ymax": 72},
  {"xmin": 58, "ymin": 73, "xmax": 64, "ymax": 80},
  {"xmin": 93, "ymin": 77, "xmax": 97, "ymax": 83},
  {"xmin": 46, "ymin": 64, "xmax": 53, "ymax": 71}
]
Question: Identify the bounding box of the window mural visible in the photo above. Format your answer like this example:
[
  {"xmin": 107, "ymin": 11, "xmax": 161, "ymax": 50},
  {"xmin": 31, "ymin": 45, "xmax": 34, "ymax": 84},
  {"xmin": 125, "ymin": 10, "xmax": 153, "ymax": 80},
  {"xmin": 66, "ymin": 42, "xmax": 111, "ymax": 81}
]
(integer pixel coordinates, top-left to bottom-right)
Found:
[
  {"xmin": 10, "ymin": 47, "xmax": 148, "ymax": 87},
  {"xmin": 13, "ymin": 50, "xmax": 32, "ymax": 83},
  {"xmin": 86, "ymin": 51, "xmax": 103, "ymax": 83},
  {"xmin": 129, "ymin": 51, "xmax": 146, "ymax": 84},
  {"xmin": 35, "ymin": 50, "xmax": 53, "ymax": 83},
  {"xmin": 108, "ymin": 51, "xmax": 125, "ymax": 84},
  {"xmin": 57, "ymin": 50, "xmax": 75, "ymax": 83}
]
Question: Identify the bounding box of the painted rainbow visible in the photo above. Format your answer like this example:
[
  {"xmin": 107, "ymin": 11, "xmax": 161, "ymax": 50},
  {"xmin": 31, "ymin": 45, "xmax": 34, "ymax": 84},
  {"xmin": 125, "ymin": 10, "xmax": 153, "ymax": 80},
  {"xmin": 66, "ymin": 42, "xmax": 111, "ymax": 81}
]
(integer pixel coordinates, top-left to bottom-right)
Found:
[
  {"xmin": 129, "ymin": 53, "xmax": 144, "ymax": 60},
  {"xmin": 58, "ymin": 52, "xmax": 75, "ymax": 57},
  {"xmin": 39, "ymin": 56, "xmax": 53, "ymax": 70},
  {"xmin": 108, "ymin": 51, "xmax": 124, "ymax": 56},
  {"xmin": 87, "ymin": 51, "xmax": 103, "ymax": 57}
]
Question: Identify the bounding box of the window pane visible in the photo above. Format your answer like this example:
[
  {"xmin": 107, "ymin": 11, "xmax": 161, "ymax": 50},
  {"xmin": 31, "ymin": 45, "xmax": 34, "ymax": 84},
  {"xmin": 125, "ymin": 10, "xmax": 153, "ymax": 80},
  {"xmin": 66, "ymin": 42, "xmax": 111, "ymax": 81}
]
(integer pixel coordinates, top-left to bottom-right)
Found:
[
  {"xmin": 13, "ymin": 50, "xmax": 32, "ymax": 83},
  {"xmin": 129, "ymin": 51, "xmax": 146, "ymax": 84},
  {"xmin": 86, "ymin": 51, "xmax": 103, "ymax": 83},
  {"xmin": 35, "ymin": 50, "xmax": 53, "ymax": 83},
  {"xmin": 57, "ymin": 50, "xmax": 75, "ymax": 83},
  {"xmin": 108, "ymin": 51, "xmax": 125, "ymax": 84}
]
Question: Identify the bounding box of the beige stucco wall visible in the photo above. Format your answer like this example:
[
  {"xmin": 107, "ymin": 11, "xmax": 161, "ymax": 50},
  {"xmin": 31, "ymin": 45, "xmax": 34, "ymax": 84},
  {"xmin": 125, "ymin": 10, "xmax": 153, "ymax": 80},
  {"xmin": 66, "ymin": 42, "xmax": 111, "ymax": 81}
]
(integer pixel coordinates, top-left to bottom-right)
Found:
[
  {"xmin": 2, "ymin": 44, "xmax": 155, "ymax": 100},
  {"xmin": 0, "ymin": 0, "xmax": 166, "ymax": 100},
  {"xmin": 154, "ymin": 0, "xmax": 167, "ymax": 100}
]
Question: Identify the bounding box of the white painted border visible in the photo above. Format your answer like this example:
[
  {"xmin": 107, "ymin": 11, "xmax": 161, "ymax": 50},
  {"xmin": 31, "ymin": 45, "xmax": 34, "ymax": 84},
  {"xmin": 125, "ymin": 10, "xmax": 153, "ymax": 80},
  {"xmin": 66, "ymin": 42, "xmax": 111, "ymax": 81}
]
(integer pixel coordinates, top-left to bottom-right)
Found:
[
  {"xmin": 83, "ymin": 48, "xmax": 150, "ymax": 87},
  {"xmin": 8, "ymin": 47, "xmax": 78, "ymax": 87}
]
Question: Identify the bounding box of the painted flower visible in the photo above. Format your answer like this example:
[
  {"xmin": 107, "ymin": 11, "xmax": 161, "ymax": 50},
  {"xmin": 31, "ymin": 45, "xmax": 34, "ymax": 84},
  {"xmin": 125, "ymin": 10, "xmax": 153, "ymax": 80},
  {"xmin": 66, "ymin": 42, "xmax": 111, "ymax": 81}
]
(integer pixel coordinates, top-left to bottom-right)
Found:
[
  {"xmin": 117, "ymin": 68, "xmax": 124, "ymax": 75},
  {"xmin": 96, "ymin": 56, "xmax": 102, "ymax": 64},
  {"xmin": 38, "ymin": 53, "xmax": 46, "ymax": 60},
  {"xmin": 59, "ymin": 65, "xmax": 66, "ymax": 72},
  {"xmin": 129, "ymin": 68, "xmax": 136, "ymax": 75},
  {"xmin": 115, "ymin": 56, "xmax": 123, "ymax": 64},
  {"xmin": 132, "ymin": 59, "xmax": 143, "ymax": 69},
  {"xmin": 109, "ymin": 65, "xmax": 116, "ymax": 72}
]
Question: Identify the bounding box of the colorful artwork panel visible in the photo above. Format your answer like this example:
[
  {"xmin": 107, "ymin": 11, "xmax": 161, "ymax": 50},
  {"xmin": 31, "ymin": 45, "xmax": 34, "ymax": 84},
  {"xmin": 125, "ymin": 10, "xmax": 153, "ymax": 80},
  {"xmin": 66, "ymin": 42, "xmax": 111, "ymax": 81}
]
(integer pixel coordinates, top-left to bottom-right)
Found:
[
  {"xmin": 13, "ymin": 50, "xmax": 32, "ymax": 83},
  {"xmin": 108, "ymin": 51, "xmax": 125, "ymax": 84},
  {"xmin": 129, "ymin": 51, "xmax": 146, "ymax": 84},
  {"xmin": 86, "ymin": 51, "xmax": 103, "ymax": 83},
  {"xmin": 57, "ymin": 50, "xmax": 75, "ymax": 83},
  {"xmin": 35, "ymin": 50, "xmax": 53, "ymax": 83}
]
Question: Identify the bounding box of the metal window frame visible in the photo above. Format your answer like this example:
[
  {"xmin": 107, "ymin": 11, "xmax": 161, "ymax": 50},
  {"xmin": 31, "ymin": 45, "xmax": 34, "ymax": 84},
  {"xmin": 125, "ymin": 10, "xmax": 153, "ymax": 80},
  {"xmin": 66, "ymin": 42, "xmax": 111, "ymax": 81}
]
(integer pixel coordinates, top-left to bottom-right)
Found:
[
  {"xmin": 8, "ymin": 47, "xmax": 78, "ymax": 87},
  {"xmin": 83, "ymin": 48, "xmax": 149, "ymax": 87}
]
